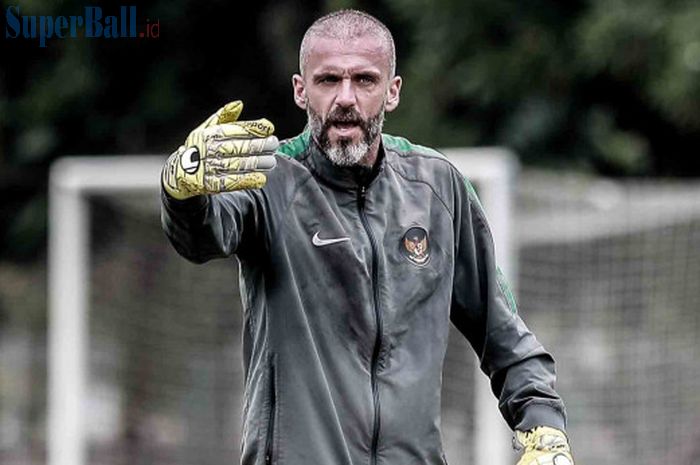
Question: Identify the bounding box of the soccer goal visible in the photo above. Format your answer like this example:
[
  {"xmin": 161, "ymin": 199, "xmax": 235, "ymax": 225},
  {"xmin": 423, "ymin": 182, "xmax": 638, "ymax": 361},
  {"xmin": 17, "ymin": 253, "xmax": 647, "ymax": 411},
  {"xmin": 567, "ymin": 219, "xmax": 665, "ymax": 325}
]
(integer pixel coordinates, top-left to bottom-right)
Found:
[
  {"xmin": 48, "ymin": 149, "xmax": 517, "ymax": 465},
  {"xmin": 514, "ymin": 171, "xmax": 700, "ymax": 465}
]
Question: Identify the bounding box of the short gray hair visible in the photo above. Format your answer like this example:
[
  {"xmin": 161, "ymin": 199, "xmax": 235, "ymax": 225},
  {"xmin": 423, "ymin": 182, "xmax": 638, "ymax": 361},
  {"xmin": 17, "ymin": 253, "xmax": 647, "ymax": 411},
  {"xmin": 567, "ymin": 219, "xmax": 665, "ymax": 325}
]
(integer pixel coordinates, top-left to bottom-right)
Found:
[{"xmin": 299, "ymin": 9, "xmax": 396, "ymax": 78}]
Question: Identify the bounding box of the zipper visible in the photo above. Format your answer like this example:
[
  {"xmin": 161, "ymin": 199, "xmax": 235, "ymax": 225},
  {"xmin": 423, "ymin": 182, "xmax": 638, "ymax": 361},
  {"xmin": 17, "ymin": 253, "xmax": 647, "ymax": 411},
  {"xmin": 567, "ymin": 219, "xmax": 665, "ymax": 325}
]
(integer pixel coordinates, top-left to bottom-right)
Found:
[
  {"xmin": 357, "ymin": 185, "xmax": 382, "ymax": 465},
  {"xmin": 265, "ymin": 355, "xmax": 277, "ymax": 465}
]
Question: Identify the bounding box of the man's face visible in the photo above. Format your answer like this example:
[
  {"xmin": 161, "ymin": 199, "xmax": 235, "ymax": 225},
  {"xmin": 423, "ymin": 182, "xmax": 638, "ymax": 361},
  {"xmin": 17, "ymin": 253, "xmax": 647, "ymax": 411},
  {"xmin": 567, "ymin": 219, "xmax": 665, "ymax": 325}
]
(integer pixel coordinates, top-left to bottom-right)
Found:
[{"xmin": 293, "ymin": 34, "xmax": 402, "ymax": 166}]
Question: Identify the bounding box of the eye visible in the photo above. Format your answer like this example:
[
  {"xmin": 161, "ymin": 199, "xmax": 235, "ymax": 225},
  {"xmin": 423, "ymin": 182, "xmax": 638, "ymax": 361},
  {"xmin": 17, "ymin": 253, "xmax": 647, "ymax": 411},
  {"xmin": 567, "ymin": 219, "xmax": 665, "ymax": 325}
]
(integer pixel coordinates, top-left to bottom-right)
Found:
[
  {"xmin": 355, "ymin": 74, "xmax": 378, "ymax": 86},
  {"xmin": 317, "ymin": 75, "xmax": 340, "ymax": 84}
]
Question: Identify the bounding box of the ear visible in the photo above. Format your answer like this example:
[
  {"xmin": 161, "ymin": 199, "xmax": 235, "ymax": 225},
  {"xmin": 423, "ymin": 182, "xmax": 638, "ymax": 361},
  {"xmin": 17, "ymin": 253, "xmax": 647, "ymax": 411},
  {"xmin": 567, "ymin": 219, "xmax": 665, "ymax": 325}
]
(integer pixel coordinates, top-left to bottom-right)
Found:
[
  {"xmin": 292, "ymin": 74, "xmax": 307, "ymax": 110},
  {"xmin": 384, "ymin": 75, "xmax": 402, "ymax": 112}
]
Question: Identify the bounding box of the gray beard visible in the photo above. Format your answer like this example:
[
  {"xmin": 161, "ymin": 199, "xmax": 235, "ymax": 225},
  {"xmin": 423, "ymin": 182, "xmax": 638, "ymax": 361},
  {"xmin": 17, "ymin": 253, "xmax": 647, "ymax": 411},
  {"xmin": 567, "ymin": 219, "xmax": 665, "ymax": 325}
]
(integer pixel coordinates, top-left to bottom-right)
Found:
[
  {"xmin": 307, "ymin": 105, "xmax": 385, "ymax": 167},
  {"xmin": 326, "ymin": 138, "xmax": 371, "ymax": 167}
]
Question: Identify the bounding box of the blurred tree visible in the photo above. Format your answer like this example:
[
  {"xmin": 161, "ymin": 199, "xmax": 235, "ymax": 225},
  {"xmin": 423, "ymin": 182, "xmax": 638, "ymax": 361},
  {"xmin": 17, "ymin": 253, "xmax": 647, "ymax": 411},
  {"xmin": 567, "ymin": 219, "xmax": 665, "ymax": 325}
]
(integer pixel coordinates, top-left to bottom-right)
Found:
[
  {"xmin": 1, "ymin": 0, "xmax": 700, "ymax": 261},
  {"xmin": 0, "ymin": 0, "xmax": 320, "ymax": 261},
  {"xmin": 382, "ymin": 0, "xmax": 700, "ymax": 176}
]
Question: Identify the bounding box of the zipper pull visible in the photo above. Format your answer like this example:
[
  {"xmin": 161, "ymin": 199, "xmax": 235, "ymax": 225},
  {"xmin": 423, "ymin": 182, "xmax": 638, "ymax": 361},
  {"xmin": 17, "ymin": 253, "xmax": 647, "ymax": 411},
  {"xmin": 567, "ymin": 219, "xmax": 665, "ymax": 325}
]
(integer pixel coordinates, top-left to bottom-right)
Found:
[
  {"xmin": 357, "ymin": 186, "xmax": 367, "ymax": 209},
  {"xmin": 358, "ymin": 186, "xmax": 367, "ymax": 206}
]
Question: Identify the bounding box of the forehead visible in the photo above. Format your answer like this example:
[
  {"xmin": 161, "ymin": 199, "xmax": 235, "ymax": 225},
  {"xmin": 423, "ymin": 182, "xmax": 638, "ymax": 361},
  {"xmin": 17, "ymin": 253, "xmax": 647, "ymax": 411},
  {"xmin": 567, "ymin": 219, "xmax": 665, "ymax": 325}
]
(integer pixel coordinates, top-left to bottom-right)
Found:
[{"xmin": 304, "ymin": 35, "xmax": 391, "ymax": 75}]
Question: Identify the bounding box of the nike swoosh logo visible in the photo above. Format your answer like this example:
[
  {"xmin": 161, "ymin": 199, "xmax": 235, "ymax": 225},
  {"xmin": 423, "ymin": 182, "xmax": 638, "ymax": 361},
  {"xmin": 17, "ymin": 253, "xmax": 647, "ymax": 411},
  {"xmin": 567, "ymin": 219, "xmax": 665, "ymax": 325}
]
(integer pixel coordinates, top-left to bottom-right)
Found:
[{"xmin": 312, "ymin": 232, "xmax": 350, "ymax": 247}]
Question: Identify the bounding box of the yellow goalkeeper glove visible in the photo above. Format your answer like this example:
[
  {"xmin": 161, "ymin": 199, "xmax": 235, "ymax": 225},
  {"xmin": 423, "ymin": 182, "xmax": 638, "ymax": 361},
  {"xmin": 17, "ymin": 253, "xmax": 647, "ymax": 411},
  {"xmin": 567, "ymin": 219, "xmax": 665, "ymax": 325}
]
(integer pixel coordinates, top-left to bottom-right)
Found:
[
  {"xmin": 514, "ymin": 426, "xmax": 574, "ymax": 465},
  {"xmin": 162, "ymin": 100, "xmax": 279, "ymax": 200}
]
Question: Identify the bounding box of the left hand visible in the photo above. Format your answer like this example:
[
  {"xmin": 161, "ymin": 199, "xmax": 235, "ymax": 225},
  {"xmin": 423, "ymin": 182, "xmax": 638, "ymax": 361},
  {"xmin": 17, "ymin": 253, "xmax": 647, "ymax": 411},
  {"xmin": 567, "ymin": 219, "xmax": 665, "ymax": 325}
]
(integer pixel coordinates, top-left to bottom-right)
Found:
[{"xmin": 514, "ymin": 426, "xmax": 574, "ymax": 465}]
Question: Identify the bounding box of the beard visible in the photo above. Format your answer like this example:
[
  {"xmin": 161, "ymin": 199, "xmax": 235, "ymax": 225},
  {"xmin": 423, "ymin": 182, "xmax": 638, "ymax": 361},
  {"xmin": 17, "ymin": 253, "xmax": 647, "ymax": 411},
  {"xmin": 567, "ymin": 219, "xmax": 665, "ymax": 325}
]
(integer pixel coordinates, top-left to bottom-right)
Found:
[{"xmin": 307, "ymin": 102, "xmax": 385, "ymax": 167}]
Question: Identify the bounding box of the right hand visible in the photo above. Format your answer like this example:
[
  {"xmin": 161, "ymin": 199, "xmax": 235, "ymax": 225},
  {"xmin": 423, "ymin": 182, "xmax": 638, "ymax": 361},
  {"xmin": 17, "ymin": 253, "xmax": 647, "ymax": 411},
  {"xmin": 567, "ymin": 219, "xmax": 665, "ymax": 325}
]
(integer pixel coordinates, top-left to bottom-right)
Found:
[{"xmin": 162, "ymin": 100, "xmax": 279, "ymax": 200}]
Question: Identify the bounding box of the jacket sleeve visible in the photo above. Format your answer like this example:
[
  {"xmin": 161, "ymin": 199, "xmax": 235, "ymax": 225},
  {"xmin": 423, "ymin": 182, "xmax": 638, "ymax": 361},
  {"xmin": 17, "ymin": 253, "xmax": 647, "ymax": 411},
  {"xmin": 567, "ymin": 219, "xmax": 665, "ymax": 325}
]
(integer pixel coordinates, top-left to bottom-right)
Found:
[
  {"xmin": 160, "ymin": 187, "xmax": 266, "ymax": 264},
  {"xmin": 449, "ymin": 170, "xmax": 567, "ymax": 432}
]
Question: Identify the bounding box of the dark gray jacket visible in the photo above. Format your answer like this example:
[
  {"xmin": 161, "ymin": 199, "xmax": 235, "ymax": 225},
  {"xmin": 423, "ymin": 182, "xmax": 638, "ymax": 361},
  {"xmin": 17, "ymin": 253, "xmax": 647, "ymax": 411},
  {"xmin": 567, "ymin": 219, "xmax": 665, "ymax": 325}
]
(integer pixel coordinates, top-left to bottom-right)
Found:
[{"xmin": 161, "ymin": 132, "xmax": 566, "ymax": 465}]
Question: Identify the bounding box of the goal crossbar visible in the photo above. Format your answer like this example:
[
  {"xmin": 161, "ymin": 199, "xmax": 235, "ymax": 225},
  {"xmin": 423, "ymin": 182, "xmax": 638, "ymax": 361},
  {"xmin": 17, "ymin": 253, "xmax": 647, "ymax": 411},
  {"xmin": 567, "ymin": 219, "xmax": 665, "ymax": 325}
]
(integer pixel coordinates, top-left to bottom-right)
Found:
[{"xmin": 48, "ymin": 150, "xmax": 516, "ymax": 465}]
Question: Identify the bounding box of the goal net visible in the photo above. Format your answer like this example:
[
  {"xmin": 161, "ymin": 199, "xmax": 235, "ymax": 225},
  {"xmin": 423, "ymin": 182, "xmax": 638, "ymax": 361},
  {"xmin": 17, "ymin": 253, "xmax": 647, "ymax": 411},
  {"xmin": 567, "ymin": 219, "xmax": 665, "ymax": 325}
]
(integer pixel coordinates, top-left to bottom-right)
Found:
[
  {"xmin": 516, "ymin": 171, "xmax": 700, "ymax": 465},
  {"xmin": 48, "ymin": 150, "xmax": 516, "ymax": 465},
  {"xmin": 50, "ymin": 155, "xmax": 700, "ymax": 465}
]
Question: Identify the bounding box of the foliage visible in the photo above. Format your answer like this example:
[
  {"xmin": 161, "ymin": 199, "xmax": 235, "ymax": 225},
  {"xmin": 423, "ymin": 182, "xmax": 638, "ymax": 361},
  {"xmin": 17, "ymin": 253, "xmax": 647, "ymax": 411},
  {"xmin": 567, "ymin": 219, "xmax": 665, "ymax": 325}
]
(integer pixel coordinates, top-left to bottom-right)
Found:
[
  {"xmin": 383, "ymin": 0, "xmax": 700, "ymax": 176},
  {"xmin": 1, "ymin": 0, "xmax": 700, "ymax": 260}
]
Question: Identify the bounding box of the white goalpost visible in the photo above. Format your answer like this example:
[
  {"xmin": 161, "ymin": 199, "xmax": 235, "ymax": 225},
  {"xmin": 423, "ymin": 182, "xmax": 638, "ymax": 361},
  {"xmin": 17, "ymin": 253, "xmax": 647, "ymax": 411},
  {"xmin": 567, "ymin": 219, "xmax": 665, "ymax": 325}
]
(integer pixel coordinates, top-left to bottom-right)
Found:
[
  {"xmin": 49, "ymin": 156, "xmax": 165, "ymax": 465},
  {"xmin": 48, "ymin": 150, "xmax": 517, "ymax": 465},
  {"xmin": 442, "ymin": 148, "xmax": 516, "ymax": 465}
]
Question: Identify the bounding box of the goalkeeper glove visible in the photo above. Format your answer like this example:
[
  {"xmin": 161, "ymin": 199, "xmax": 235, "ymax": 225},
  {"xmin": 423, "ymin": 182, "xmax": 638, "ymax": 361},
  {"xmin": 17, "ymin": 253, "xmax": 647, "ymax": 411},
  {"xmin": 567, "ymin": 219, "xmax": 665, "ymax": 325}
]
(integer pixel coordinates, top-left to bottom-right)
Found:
[
  {"xmin": 514, "ymin": 426, "xmax": 574, "ymax": 465},
  {"xmin": 162, "ymin": 100, "xmax": 279, "ymax": 200}
]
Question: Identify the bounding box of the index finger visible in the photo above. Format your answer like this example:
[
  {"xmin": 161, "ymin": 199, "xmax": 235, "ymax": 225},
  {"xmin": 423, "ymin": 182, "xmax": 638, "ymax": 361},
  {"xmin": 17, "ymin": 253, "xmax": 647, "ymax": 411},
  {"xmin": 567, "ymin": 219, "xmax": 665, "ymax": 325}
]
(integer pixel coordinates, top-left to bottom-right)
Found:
[{"xmin": 202, "ymin": 119, "xmax": 276, "ymax": 140}]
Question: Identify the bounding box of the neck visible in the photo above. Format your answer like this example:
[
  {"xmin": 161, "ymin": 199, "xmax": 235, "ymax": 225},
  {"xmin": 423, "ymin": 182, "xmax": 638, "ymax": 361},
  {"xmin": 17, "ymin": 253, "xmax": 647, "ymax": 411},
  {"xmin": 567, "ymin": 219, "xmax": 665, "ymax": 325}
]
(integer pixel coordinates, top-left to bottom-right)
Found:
[{"xmin": 357, "ymin": 136, "xmax": 382, "ymax": 168}]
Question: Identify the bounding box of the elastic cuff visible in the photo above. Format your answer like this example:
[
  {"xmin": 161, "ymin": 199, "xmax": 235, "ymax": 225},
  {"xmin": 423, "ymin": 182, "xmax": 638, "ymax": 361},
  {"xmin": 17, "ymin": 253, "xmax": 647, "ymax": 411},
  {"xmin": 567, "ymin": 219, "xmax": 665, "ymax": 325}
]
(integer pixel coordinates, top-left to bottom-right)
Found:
[
  {"xmin": 161, "ymin": 184, "xmax": 209, "ymax": 213},
  {"xmin": 515, "ymin": 403, "xmax": 566, "ymax": 432}
]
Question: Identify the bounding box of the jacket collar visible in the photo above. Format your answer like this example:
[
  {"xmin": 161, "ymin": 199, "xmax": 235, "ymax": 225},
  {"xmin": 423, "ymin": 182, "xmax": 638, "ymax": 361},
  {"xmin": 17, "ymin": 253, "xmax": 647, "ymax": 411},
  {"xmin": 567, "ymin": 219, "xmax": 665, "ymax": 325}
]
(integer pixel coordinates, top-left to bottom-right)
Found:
[{"xmin": 306, "ymin": 134, "xmax": 386, "ymax": 191}]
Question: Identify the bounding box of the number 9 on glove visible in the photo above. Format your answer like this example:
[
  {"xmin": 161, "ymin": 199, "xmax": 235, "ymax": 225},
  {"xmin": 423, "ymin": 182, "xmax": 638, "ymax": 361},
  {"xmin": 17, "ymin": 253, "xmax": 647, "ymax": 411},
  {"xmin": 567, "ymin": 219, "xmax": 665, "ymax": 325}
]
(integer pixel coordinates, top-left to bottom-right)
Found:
[{"xmin": 162, "ymin": 100, "xmax": 279, "ymax": 200}]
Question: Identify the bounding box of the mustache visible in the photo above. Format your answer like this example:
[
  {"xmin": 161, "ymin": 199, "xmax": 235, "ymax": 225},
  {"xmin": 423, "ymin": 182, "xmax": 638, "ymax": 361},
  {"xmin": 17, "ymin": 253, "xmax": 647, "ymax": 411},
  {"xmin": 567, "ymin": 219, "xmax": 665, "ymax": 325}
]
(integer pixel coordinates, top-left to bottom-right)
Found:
[{"xmin": 325, "ymin": 107, "xmax": 363, "ymax": 126}]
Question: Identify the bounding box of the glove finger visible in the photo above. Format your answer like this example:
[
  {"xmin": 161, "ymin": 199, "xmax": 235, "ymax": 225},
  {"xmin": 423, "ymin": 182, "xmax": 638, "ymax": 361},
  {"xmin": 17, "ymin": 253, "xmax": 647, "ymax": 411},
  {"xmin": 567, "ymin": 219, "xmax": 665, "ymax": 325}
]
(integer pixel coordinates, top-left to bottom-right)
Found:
[
  {"xmin": 209, "ymin": 136, "xmax": 279, "ymax": 157},
  {"xmin": 202, "ymin": 119, "xmax": 275, "ymax": 140},
  {"xmin": 216, "ymin": 101, "xmax": 244, "ymax": 125},
  {"xmin": 204, "ymin": 173, "xmax": 268, "ymax": 192},
  {"xmin": 208, "ymin": 155, "xmax": 277, "ymax": 174},
  {"xmin": 195, "ymin": 101, "xmax": 243, "ymax": 130}
]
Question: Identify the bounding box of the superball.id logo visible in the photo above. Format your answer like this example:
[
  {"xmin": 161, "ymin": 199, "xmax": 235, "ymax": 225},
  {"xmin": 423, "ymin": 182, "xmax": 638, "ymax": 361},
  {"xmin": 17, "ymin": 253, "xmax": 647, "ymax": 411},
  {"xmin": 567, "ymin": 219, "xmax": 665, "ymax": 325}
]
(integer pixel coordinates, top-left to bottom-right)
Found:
[{"xmin": 4, "ymin": 5, "xmax": 159, "ymax": 48}]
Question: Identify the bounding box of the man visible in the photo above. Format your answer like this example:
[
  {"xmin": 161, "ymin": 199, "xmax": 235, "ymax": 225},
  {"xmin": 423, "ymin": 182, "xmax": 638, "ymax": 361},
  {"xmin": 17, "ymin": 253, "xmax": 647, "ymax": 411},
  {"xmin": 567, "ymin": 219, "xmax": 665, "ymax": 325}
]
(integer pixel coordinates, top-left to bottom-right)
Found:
[{"xmin": 161, "ymin": 9, "xmax": 574, "ymax": 465}]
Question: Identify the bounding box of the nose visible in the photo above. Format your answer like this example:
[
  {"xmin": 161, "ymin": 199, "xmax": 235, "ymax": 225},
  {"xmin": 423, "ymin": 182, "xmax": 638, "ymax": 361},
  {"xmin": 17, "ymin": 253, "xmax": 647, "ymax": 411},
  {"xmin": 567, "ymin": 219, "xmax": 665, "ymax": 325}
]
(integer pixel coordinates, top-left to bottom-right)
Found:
[{"xmin": 335, "ymin": 78, "xmax": 357, "ymax": 108}]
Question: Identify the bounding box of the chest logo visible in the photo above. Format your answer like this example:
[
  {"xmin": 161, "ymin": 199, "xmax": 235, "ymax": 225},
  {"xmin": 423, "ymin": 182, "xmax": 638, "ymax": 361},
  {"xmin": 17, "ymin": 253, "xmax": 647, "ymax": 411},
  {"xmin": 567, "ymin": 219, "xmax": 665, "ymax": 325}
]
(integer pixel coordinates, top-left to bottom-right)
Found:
[
  {"xmin": 312, "ymin": 231, "xmax": 350, "ymax": 247},
  {"xmin": 401, "ymin": 227, "xmax": 430, "ymax": 265}
]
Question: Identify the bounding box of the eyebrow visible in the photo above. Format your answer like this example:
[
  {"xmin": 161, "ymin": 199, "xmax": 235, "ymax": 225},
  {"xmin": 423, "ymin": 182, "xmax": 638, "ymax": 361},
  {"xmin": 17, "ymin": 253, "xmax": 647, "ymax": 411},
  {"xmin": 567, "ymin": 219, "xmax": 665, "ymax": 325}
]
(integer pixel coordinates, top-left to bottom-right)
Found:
[{"xmin": 311, "ymin": 67, "xmax": 382, "ymax": 79}]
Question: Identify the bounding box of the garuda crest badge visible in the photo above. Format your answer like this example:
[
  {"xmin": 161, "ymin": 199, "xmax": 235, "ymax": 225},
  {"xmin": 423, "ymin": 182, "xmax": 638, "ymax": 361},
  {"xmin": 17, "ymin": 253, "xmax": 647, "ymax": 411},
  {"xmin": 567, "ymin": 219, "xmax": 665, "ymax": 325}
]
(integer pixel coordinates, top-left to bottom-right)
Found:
[{"xmin": 401, "ymin": 227, "xmax": 430, "ymax": 265}]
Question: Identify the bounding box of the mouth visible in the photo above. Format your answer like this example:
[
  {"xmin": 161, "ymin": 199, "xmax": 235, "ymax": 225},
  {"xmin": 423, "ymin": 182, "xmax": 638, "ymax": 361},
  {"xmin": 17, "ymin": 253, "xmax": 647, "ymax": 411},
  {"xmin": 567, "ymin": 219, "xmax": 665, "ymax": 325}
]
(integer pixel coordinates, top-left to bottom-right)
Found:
[
  {"xmin": 329, "ymin": 121, "xmax": 361, "ymax": 136},
  {"xmin": 331, "ymin": 120, "xmax": 360, "ymax": 128}
]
